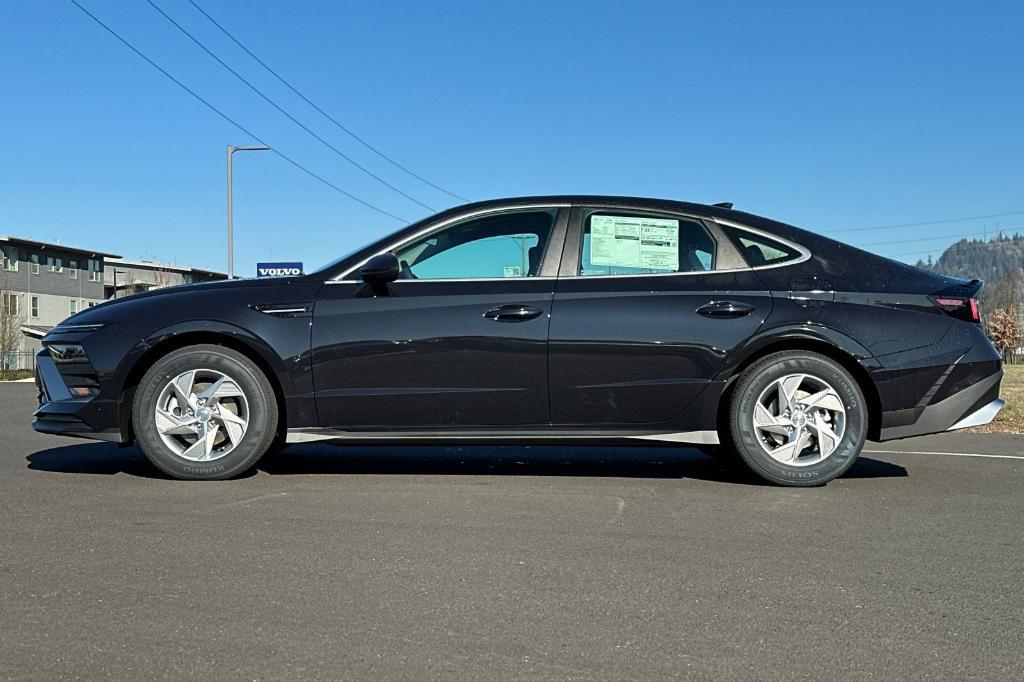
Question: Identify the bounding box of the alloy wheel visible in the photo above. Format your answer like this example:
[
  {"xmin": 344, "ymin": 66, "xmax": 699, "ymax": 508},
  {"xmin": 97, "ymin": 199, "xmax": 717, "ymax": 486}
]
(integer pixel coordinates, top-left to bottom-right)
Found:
[
  {"xmin": 752, "ymin": 373, "xmax": 846, "ymax": 466},
  {"xmin": 154, "ymin": 368, "xmax": 249, "ymax": 462}
]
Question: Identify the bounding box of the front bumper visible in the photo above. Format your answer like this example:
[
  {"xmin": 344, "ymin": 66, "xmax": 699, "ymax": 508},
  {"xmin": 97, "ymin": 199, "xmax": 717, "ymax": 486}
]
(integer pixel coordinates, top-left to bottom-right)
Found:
[
  {"xmin": 32, "ymin": 323, "xmax": 146, "ymax": 443},
  {"xmin": 33, "ymin": 351, "xmax": 124, "ymax": 442}
]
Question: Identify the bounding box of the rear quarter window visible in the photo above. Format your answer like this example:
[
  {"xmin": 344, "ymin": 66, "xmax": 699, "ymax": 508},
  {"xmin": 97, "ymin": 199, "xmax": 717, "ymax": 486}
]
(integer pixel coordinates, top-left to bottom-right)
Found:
[{"xmin": 722, "ymin": 226, "xmax": 803, "ymax": 267}]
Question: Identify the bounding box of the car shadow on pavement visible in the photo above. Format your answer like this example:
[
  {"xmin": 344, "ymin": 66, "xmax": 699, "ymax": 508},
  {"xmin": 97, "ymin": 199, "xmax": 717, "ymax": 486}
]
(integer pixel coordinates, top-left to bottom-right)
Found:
[
  {"xmin": 26, "ymin": 442, "xmax": 174, "ymax": 479},
  {"xmin": 26, "ymin": 441, "xmax": 908, "ymax": 484}
]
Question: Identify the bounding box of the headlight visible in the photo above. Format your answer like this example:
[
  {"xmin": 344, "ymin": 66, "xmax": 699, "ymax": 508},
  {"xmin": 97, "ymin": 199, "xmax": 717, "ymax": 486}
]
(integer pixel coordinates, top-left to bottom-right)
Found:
[{"xmin": 48, "ymin": 344, "xmax": 89, "ymax": 363}]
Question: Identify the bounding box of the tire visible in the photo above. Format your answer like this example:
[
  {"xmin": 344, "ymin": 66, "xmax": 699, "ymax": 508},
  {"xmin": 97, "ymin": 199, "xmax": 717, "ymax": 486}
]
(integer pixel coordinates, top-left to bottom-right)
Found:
[
  {"xmin": 728, "ymin": 351, "xmax": 866, "ymax": 486},
  {"xmin": 132, "ymin": 344, "xmax": 279, "ymax": 480}
]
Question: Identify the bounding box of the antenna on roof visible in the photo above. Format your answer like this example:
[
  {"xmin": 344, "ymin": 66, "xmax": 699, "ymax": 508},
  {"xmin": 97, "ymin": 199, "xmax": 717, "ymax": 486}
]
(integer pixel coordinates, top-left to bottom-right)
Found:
[{"xmin": 712, "ymin": 202, "xmax": 734, "ymax": 209}]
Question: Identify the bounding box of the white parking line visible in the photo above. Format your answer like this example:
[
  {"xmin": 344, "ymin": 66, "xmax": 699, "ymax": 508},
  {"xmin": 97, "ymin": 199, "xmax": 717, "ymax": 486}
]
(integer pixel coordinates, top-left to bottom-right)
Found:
[{"xmin": 864, "ymin": 449, "xmax": 1024, "ymax": 461}]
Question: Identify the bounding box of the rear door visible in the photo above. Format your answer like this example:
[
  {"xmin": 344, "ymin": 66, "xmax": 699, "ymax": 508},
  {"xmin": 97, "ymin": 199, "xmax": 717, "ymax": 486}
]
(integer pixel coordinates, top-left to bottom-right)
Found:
[{"xmin": 548, "ymin": 205, "xmax": 773, "ymax": 426}]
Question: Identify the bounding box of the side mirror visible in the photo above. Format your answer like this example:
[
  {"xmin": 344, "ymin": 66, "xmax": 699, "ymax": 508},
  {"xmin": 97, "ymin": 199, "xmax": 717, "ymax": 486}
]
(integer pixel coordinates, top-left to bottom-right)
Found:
[{"xmin": 358, "ymin": 253, "xmax": 400, "ymax": 295}]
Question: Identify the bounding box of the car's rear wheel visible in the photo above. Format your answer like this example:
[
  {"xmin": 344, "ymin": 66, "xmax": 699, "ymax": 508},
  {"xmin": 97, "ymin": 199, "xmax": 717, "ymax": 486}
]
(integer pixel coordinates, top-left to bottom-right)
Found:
[
  {"xmin": 132, "ymin": 344, "xmax": 278, "ymax": 480},
  {"xmin": 728, "ymin": 351, "xmax": 866, "ymax": 486}
]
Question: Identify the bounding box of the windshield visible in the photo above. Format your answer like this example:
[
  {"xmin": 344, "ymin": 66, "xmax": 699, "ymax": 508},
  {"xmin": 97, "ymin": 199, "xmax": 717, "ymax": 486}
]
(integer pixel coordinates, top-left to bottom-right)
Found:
[{"xmin": 310, "ymin": 244, "xmax": 366, "ymax": 276}]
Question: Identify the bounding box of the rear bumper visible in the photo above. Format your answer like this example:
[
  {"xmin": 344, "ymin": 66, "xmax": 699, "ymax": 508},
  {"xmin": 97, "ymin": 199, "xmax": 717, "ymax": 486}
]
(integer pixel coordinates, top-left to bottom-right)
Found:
[
  {"xmin": 948, "ymin": 398, "xmax": 1004, "ymax": 431},
  {"xmin": 877, "ymin": 368, "xmax": 1003, "ymax": 441}
]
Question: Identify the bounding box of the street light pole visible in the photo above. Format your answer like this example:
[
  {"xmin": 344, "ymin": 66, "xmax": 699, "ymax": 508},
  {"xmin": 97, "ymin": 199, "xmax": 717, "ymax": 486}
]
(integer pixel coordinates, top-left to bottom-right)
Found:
[{"xmin": 226, "ymin": 144, "xmax": 270, "ymax": 279}]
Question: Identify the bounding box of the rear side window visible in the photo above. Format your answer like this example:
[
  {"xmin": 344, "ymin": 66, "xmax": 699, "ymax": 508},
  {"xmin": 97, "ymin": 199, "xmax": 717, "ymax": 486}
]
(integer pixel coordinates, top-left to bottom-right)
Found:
[
  {"xmin": 578, "ymin": 212, "xmax": 715, "ymax": 276},
  {"xmin": 723, "ymin": 226, "xmax": 803, "ymax": 267}
]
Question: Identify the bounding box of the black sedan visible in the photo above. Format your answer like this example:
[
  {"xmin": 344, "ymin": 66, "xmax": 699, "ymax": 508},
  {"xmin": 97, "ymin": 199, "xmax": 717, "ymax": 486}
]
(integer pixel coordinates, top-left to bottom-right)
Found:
[{"xmin": 33, "ymin": 196, "xmax": 1004, "ymax": 485}]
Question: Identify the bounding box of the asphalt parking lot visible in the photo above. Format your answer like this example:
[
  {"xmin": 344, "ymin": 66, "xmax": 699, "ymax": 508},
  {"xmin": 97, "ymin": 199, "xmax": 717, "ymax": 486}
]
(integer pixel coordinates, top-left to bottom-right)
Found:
[{"xmin": 2, "ymin": 382, "xmax": 1023, "ymax": 679}]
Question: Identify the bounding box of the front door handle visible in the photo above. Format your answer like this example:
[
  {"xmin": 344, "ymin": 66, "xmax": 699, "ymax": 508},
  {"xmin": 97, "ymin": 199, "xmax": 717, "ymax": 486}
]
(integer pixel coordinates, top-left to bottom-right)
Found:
[
  {"xmin": 696, "ymin": 301, "xmax": 755, "ymax": 318},
  {"xmin": 483, "ymin": 304, "xmax": 544, "ymax": 322}
]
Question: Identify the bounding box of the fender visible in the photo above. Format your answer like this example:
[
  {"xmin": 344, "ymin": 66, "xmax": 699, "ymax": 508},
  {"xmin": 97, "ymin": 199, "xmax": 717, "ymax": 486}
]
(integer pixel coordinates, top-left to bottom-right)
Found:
[
  {"xmin": 715, "ymin": 322, "xmax": 881, "ymax": 383},
  {"xmin": 134, "ymin": 319, "xmax": 305, "ymax": 398}
]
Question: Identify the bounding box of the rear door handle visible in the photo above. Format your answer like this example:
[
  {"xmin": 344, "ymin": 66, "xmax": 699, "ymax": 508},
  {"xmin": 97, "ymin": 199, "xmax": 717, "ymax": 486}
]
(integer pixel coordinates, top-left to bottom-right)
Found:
[
  {"xmin": 483, "ymin": 304, "xmax": 544, "ymax": 322},
  {"xmin": 696, "ymin": 301, "xmax": 755, "ymax": 318}
]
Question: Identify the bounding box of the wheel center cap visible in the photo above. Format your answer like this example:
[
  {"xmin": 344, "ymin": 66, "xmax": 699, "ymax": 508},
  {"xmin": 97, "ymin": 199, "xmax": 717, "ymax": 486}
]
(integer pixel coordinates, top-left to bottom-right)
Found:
[
  {"xmin": 197, "ymin": 407, "xmax": 213, "ymax": 422},
  {"xmin": 792, "ymin": 412, "xmax": 807, "ymax": 428}
]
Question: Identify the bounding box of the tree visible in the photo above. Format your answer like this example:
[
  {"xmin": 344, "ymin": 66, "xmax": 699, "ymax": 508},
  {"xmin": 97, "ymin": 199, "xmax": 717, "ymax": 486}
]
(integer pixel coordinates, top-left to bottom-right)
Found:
[
  {"xmin": 987, "ymin": 307, "xmax": 1022, "ymax": 362},
  {"xmin": 153, "ymin": 265, "xmax": 173, "ymax": 290},
  {"xmin": 0, "ymin": 267, "xmax": 26, "ymax": 371},
  {"xmin": 984, "ymin": 266, "xmax": 1023, "ymax": 313}
]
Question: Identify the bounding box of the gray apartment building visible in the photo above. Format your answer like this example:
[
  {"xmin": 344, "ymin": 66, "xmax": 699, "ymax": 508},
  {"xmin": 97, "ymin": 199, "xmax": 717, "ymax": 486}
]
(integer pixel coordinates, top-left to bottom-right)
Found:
[
  {"xmin": 1, "ymin": 236, "xmax": 227, "ymax": 370},
  {"xmin": 105, "ymin": 258, "xmax": 226, "ymax": 299}
]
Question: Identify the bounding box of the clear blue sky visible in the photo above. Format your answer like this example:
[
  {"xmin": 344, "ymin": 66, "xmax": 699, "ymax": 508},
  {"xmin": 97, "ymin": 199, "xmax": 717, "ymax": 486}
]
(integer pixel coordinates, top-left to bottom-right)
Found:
[{"xmin": 1, "ymin": 0, "xmax": 1021, "ymax": 274}]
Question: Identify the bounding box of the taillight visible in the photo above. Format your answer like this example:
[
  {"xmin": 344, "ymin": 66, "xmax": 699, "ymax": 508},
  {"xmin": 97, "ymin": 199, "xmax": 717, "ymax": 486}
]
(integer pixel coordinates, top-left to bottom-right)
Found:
[{"xmin": 931, "ymin": 296, "xmax": 981, "ymax": 323}]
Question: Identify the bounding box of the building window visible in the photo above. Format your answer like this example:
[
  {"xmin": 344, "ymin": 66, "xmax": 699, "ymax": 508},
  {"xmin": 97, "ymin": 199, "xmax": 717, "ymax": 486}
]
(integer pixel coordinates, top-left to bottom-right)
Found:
[
  {"xmin": 30, "ymin": 254, "xmax": 40, "ymax": 274},
  {"xmin": 2, "ymin": 246, "xmax": 18, "ymax": 272},
  {"xmin": 48, "ymin": 256, "xmax": 63, "ymax": 273},
  {"xmin": 31, "ymin": 296, "xmax": 39, "ymax": 318},
  {"xmin": 87, "ymin": 302, "xmax": 97, "ymax": 308},
  {"xmin": 3, "ymin": 293, "xmax": 18, "ymax": 316},
  {"xmin": 69, "ymin": 299, "xmax": 78, "ymax": 315},
  {"xmin": 88, "ymin": 259, "xmax": 102, "ymax": 282},
  {"xmin": 68, "ymin": 259, "xmax": 78, "ymax": 279}
]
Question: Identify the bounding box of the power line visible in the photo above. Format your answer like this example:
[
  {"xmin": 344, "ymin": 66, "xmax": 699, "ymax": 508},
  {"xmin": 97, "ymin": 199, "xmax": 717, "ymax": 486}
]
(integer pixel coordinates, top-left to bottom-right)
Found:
[
  {"xmin": 67, "ymin": 0, "xmax": 406, "ymax": 222},
  {"xmin": 145, "ymin": 0, "xmax": 434, "ymax": 212},
  {"xmin": 185, "ymin": 0, "xmax": 470, "ymax": 204},
  {"xmin": 857, "ymin": 226, "xmax": 1024, "ymax": 249},
  {"xmin": 828, "ymin": 210, "xmax": 1024, "ymax": 233},
  {"xmin": 889, "ymin": 237, "xmax": 1024, "ymax": 260}
]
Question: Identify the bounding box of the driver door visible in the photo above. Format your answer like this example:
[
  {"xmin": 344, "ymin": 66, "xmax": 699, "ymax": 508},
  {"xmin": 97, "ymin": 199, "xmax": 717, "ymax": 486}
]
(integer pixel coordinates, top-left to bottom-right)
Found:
[{"xmin": 311, "ymin": 207, "xmax": 568, "ymax": 429}]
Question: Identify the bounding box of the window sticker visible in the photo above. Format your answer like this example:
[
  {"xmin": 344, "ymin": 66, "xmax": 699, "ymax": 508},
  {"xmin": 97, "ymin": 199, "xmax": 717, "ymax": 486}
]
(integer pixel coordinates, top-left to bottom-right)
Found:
[
  {"xmin": 590, "ymin": 215, "xmax": 679, "ymax": 270},
  {"xmin": 503, "ymin": 265, "xmax": 522, "ymax": 278}
]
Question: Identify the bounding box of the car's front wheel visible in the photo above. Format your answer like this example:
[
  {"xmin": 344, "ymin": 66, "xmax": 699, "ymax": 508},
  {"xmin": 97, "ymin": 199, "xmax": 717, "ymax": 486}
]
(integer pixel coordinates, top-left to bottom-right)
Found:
[
  {"xmin": 728, "ymin": 351, "xmax": 866, "ymax": 486},
  {"xmin": 132, "ymin": 344, "xmax": 278, "ymax": 480}
]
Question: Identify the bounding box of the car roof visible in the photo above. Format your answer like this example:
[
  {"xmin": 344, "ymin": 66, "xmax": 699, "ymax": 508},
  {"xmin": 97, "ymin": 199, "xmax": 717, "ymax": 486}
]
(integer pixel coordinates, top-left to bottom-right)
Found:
[
  {"xmin": 426, "ymin": 194, "xmax": 770, "ymax": 227},
  {"xmin": 433, "ymin": 194, "xmax": 798, "ymax": 239},
  {"xmin": 443, "ymin": 194, "xmax": 728, "ymax": 214}
]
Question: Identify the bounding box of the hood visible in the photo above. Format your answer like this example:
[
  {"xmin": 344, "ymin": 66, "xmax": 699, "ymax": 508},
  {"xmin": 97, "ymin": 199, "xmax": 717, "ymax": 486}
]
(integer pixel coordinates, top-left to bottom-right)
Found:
[{"xmin": 60, "ymin": 276, "xmax": 307, "ymax": 325}]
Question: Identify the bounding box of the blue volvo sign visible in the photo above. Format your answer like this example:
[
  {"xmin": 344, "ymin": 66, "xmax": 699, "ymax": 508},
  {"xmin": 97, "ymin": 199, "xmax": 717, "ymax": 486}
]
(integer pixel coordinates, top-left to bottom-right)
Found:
[{"xmin": 256, "ymin": 262, "xmax": 304, "ymax": 277}]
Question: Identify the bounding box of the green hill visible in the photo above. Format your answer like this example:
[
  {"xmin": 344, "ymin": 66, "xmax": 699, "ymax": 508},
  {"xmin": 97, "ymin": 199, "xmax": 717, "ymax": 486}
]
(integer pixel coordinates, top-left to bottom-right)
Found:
[
  {"xmin": 915, "ymin": 234, "xmax": 1024, "ymax": 313},
  {"xmin": 915, "ymin": 233, "xmax": 1024, "ymax": 282}
]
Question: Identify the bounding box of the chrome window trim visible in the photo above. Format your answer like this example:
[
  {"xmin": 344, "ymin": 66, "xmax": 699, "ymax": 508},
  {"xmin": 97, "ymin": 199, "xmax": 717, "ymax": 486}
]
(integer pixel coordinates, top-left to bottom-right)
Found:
[
  {"xmin": 710, "ymin": 217, "xmax": 812, "ymax": 270},
  {"xmin": 325, "ymin": 207, "xmax": 811, "ymax": 284},
  {"xmin": 324, "ymin": 277, "xmax": 559, "ymax": 285},
  {"xmin": 559, "ymin": 218, "xmax": 810, "ymax": 279},
  {"xmin": 331, "ymin": 203, "xmax": 571, "ymax": 282},
  {"xmin": 557, "ymin": 268, "xmax": 748, "ymax": 280}
]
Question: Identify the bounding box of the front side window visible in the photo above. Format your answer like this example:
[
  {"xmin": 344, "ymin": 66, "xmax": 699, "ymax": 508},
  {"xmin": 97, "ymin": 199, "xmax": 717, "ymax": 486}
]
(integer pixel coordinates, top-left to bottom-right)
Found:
[
  {"xmin": 393, "ymin": 210, "xmax": 555, "ymax": 280},
  {"xmin": 578, "ymin": 212, "xmax": 716, "ymax": 276}
]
